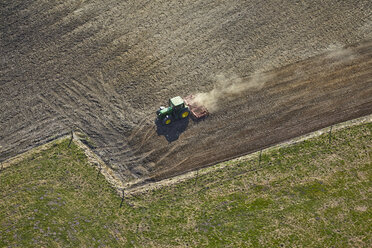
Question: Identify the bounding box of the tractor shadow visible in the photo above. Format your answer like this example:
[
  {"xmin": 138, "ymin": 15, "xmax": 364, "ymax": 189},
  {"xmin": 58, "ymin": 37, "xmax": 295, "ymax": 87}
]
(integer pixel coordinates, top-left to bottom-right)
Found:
[{"xmin": 155, "ymin": 117, "xmax": 189, "ymax": 143}]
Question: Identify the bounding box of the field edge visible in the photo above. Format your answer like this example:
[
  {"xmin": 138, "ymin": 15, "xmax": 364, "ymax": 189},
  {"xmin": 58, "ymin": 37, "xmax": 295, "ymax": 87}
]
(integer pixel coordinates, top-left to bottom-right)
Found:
[{"xmin": 2, "ymin": 114, "xmax": 371, "ymax": 195}]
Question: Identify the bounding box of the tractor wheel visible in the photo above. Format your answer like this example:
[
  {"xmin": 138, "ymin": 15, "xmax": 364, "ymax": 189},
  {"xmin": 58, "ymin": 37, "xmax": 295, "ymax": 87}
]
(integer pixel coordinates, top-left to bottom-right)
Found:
[
  {"xmin": 180, "ymin": 109, "xmax": 190, "ymax": 119},
  {"xmin": 163, "ymin": 115, "xmax": 172, "ymax": 125}
]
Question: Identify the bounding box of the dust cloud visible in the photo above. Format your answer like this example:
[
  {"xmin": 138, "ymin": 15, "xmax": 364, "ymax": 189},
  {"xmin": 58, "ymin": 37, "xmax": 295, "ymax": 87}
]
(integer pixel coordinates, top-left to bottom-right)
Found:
[
  {"xmin": 193, "ymin": 72, "xmax": 271, "ymax": 112},
  {"xmin": 325, "ymin": 44, "xmax": 357, "ymax": 65}
]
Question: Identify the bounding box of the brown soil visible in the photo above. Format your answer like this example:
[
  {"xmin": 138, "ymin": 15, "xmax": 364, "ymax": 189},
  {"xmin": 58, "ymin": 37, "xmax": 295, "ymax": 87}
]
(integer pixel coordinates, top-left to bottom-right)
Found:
[{"xmin": 1, "ymin": 0, "xmax": 372, "ymax": 184}]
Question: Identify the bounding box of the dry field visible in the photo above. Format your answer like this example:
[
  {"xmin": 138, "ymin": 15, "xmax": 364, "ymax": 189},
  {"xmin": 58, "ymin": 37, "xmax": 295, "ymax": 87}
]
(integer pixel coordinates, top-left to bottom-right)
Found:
[{"xmin": 1, "ymin": 0, "xmax": 372, "ymax": 183}]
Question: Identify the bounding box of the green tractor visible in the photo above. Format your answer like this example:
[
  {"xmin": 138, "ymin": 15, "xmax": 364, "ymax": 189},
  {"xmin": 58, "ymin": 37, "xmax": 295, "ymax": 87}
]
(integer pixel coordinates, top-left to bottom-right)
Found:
[{"xmin": 156, "ymin": 96, "xmax": 190, "ymax": 125}]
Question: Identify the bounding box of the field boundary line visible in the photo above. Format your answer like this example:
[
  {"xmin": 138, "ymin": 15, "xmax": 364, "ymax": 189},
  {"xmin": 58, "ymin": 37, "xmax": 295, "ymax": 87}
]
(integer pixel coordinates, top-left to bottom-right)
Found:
[
  {"xmin": 124, "ymin": 113, "xmax": 372, "ymax": 195},
  {"xmin": 1, "ymin": 134, "xmax": 70, "ymax": 170},
  {"xmin": 1, "ymin": 114, "xmax": 371, "ymax": 196},
  {"xmin": 72, "ymin": 132, "xmax": 126, "ymax": 193},
  {"xmin": 0, "ymin": 131, "xmax": 126, "ymax": 194}
]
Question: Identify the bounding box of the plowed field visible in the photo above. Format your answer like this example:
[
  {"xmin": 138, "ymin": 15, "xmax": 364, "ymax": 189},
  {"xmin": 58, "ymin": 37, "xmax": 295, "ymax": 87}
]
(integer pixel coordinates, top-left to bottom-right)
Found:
[{"xmin": 1, "ymin": 0, "xmax": 372, "ymax": 183}]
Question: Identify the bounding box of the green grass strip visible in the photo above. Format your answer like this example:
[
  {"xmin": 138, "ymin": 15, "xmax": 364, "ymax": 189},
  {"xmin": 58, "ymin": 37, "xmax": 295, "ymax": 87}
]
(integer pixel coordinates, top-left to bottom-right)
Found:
[{"xmin": 1, "ymin": 123, "xmax": 371, "ymax": 247}]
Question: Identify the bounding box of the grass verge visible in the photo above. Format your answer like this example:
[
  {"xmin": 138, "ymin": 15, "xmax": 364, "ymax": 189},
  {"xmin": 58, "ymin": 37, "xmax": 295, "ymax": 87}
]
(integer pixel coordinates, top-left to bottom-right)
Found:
[{"xmin": 1, "ymin": 123, "xmax": 371, "ymax": 247}]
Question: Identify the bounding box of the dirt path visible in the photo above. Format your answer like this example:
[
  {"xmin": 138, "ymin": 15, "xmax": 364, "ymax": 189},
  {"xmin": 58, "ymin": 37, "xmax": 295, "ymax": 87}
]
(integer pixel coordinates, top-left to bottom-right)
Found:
[{"xmin": 1, "ymin": 0, "xmax": 371, "ymax": 183}]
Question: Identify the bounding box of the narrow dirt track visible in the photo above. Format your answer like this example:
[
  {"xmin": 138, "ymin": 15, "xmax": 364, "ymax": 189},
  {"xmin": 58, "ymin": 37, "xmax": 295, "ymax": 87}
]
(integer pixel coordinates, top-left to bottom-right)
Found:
[{"xmin": 1, "ymin": 0, "xmax": 371, "ymax": 183}]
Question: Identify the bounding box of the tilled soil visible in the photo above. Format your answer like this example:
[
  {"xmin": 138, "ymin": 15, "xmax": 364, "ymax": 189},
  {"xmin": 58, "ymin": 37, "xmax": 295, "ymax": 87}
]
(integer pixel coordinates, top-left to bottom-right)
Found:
[{"xmin": 1, "ymin": 0, "xmax": 372, "ymax": 183}]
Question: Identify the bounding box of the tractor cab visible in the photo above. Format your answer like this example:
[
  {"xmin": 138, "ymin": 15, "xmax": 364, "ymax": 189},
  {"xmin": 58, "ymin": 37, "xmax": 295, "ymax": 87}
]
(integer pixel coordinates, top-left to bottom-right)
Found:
[
  {"xmin": 157, "ymin": 96, "xmax": 190, "ymax": 125},
  {"xmin": 169, "ymin": 96, "xmax": 185, "ymax": 110}
]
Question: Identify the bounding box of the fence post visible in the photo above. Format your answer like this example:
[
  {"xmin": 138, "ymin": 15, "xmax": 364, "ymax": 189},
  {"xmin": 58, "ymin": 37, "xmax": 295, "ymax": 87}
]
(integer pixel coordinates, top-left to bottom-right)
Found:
[
  {"xmin": 119, "ymin": 189, "xmax": 125, "ymax": 208},
  {"xmin": 97, "ymin": 163, "xmax": 102, "ymax": 179},
  {"xmin": 194, "ymin": 169, "xmax": 199, "ymax": 186},
  {"xmin": 68, "ymin": 130, "xmax": 74, "ymax": 147},
  {"xmin": 328, "ymin": 126, "xmax": 333, "ymax": 144},
  {"xmin": 258, "ymin": 150, "xmax": 262, "ymax": 167}
]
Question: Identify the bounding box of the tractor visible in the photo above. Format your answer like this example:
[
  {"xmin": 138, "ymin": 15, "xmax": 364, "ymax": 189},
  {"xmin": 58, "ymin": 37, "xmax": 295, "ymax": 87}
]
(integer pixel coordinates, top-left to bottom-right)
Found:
[{"xmin": 156, "ymin": 96, "xmax": 190, "ymax": 125}]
